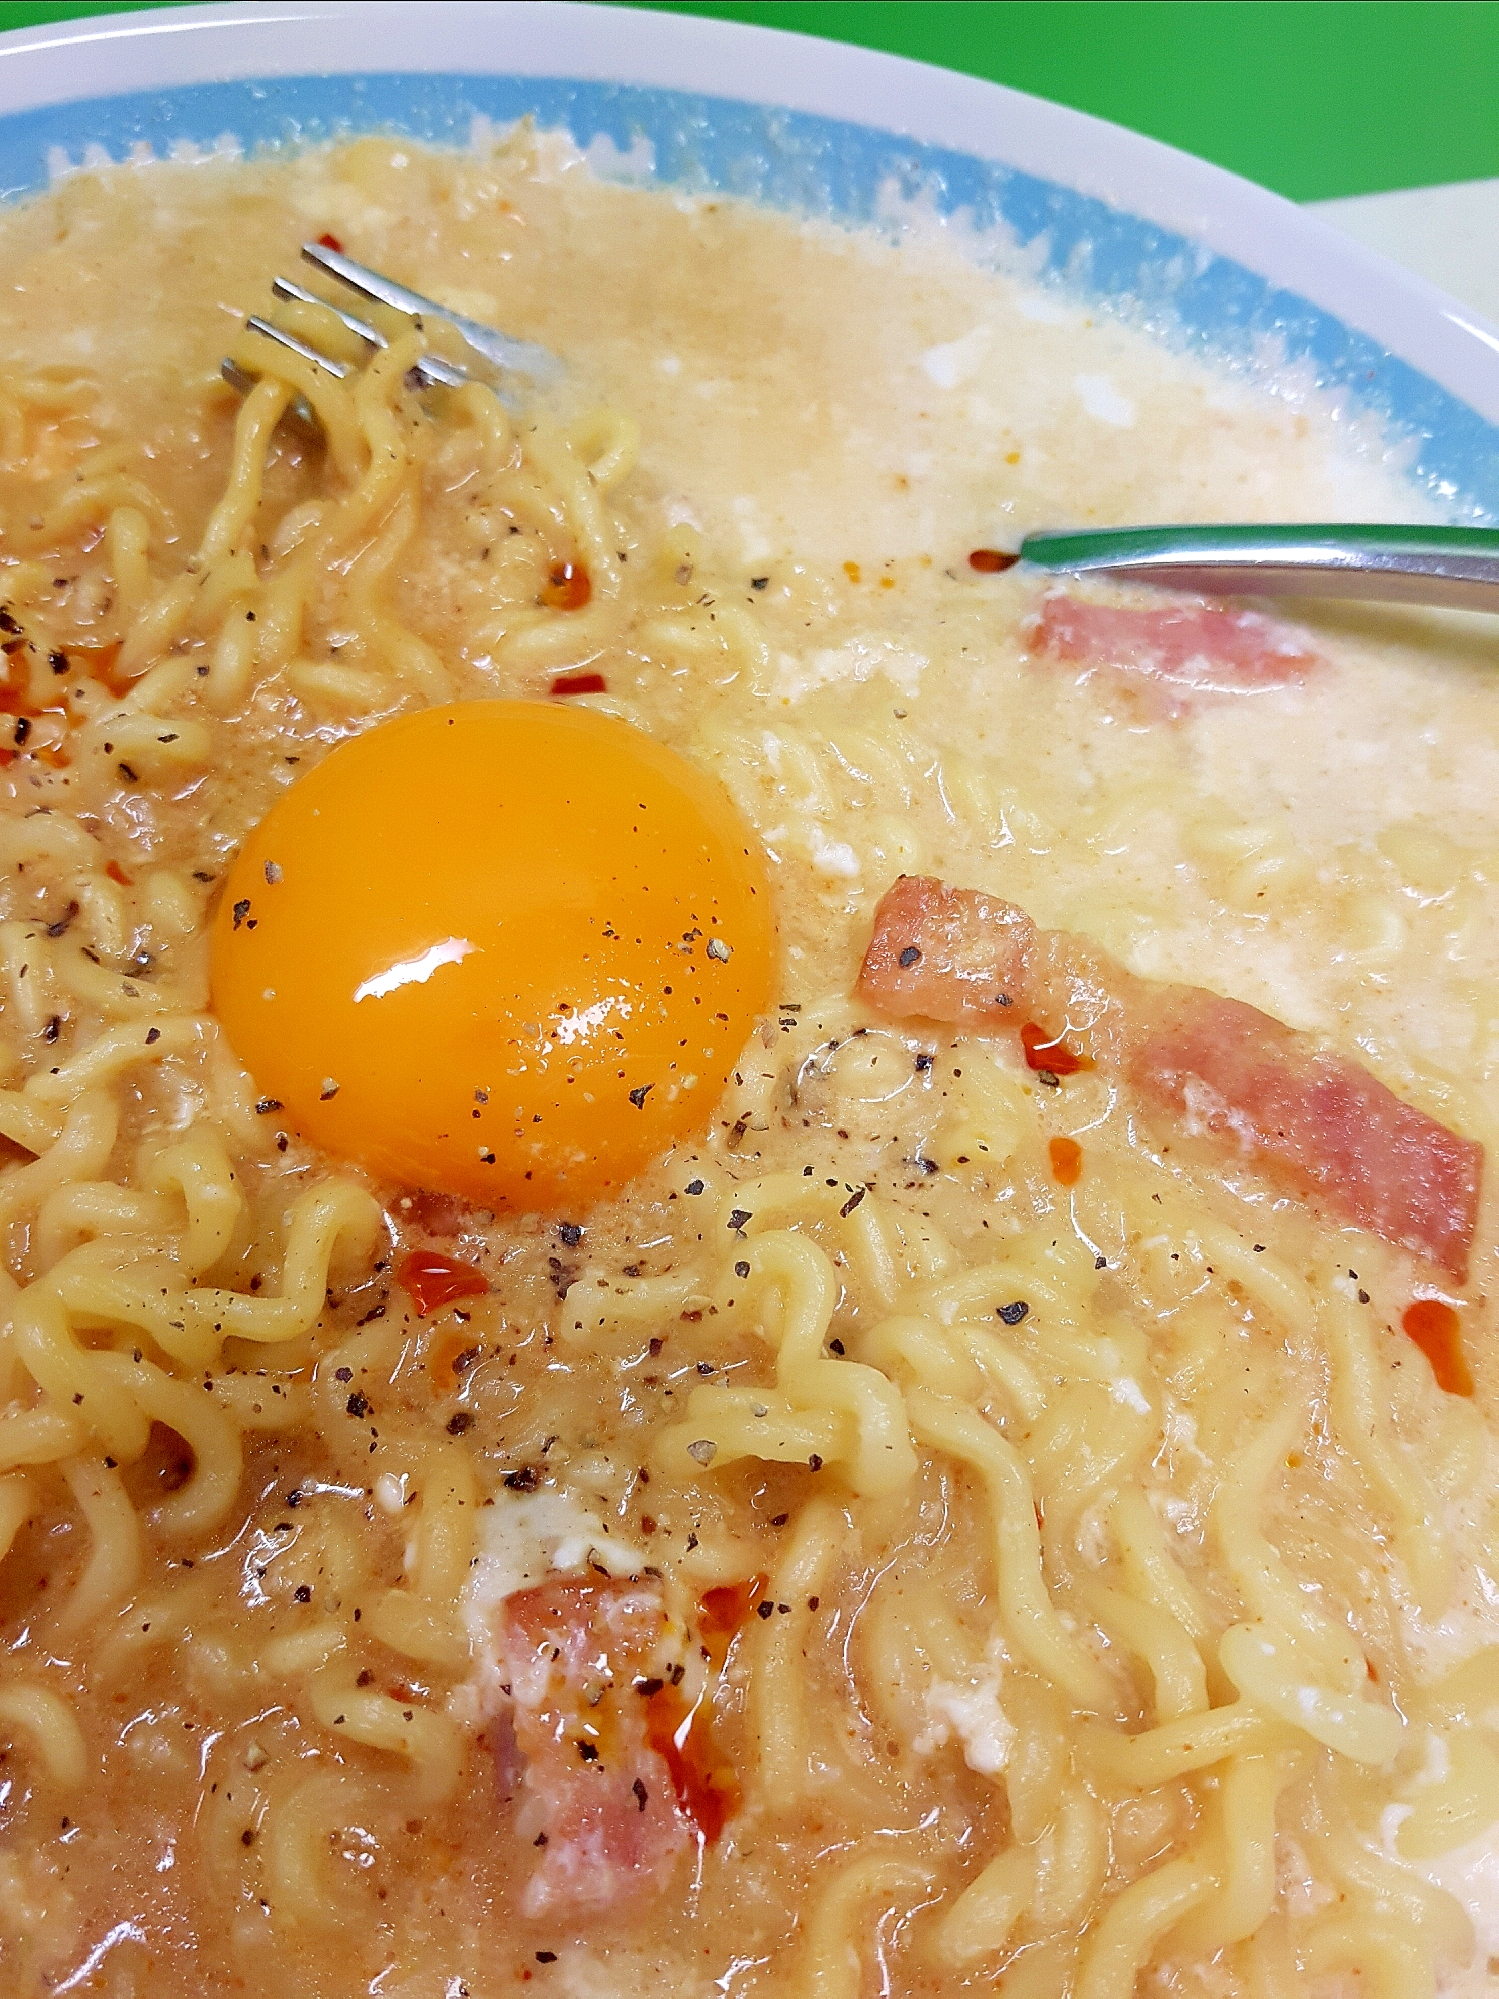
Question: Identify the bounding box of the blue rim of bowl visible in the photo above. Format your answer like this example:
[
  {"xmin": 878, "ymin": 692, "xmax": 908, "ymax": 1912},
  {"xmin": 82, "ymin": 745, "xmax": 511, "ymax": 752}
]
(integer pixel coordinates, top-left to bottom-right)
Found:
[{"xmin": 6, "ymin": 70, "xmax": 1497, "ymax": 522}]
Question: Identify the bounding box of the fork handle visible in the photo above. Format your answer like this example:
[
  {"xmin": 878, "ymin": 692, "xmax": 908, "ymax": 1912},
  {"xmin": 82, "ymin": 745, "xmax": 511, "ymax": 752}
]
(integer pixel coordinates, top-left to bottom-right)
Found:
[{"xmin": 1019, "ymin": 523, "xmax": 1499, "ymax": 613}]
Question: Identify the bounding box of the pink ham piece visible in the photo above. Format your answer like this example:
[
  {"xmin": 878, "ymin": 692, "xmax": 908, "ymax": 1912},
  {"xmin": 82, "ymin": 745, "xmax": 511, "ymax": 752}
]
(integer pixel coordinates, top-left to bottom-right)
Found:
[
  {"xmin": 1030, "ymin": 594, "xmax": 1318, "ymax": 712},
  {"xmin": 858, "ymin": 875, "xmax": 1482, "ymax": 1282},
  {"xmin": 495, "ymin": 1575, "xmax": 693, "ymax": 1916}
]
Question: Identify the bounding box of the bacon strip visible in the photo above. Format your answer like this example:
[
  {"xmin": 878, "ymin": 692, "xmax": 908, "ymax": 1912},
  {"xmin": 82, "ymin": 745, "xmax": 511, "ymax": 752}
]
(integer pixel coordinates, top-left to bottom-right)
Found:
[
  {"xmin": 1030, "ymin": 594, "xmax": 1318, "ymax": 714},
  {"xmin": 858, "ymin": 876, "xmax": 1482, "ymax": 1282},
  {"xmin": 496, "ymin": 1577, "xmax": 692, "ymax": 1915}
]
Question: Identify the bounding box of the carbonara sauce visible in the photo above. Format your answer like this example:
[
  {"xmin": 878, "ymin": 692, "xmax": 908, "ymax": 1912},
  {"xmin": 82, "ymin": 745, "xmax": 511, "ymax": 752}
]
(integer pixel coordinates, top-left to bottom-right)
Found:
[{"xmin": 0, "ymin": 127, "xmax": 1495, "ymax": 1999}]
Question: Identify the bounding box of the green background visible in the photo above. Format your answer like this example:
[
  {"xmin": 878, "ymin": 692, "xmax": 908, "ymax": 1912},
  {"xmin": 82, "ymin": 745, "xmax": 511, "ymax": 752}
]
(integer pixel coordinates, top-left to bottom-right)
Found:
[{"xmin": 1, "ymin": 0, "xmax": 1496, "ymax": 202}]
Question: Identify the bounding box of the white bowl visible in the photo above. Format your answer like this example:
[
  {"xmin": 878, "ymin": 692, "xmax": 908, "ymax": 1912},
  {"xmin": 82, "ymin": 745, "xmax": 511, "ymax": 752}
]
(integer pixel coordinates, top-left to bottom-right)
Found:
[{"xmin": 0, "ymin": 0, "xmax": 1496, "ymax": 516}]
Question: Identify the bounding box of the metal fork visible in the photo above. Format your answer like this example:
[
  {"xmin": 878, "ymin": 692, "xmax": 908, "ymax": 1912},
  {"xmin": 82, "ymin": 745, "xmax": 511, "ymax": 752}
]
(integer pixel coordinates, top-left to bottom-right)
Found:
[
  {"xmin": 222, "ymin": 240, "xmax": 562, "ymax": 402},
  {"xmin": 230, "ymin": 251, "xmax": 1499, "ymax": 619}
]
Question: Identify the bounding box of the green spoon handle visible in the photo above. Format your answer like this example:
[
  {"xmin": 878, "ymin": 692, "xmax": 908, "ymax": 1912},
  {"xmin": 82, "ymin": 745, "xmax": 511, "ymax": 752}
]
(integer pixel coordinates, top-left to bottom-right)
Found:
[{"xmin": 1018, "ymin": 523, "xmax": 1499, "ymax": 613}]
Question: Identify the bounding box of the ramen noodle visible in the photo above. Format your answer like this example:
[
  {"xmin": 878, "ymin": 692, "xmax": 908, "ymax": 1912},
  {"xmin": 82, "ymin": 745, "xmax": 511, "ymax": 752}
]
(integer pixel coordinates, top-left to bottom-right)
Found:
[{"xmin": 0, "ymin": 124, "xmax": 1495, "ymax": 1999}]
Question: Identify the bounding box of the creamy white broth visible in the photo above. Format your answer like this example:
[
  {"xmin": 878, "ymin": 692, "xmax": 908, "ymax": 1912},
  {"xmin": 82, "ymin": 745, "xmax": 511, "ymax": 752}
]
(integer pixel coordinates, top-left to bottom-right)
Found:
[{"xmin": 0, "ymin": 126, "xmax": 1495, "ymax": 1998}]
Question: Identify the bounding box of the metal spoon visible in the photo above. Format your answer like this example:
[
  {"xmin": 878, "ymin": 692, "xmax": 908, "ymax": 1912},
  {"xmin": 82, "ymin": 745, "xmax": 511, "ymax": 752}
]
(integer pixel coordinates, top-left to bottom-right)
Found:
[{"xmin": 1017, "ymin": 522, "xmax": 1499, "ymax": 613}]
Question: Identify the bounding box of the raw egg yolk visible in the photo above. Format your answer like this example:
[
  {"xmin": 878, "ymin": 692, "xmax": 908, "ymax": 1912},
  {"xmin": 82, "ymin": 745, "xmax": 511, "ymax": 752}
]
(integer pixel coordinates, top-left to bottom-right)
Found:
[{"xmin": 210, "ymin": 700, "xmax": 775, "ymax": 1209}]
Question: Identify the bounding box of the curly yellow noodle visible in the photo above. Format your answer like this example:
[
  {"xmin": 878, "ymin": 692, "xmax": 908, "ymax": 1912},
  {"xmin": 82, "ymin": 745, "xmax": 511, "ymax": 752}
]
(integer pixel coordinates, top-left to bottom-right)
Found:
[
  {"xmin": 795, "ymin": 1851, "xmax": 935, "ymax": 1999},
  {"xmin": 260, "ymin": 1619, "xmax": 347, "ymax": 1680},
  {"xmin": 338, "ymin": 485, "xmax": 451, "ymax": 698},
  {"xmin": 0, "ymin": 1090, "xmax": 118, "ymax": 1229},
  {"xmin": 0, "ymin": 1684, "xmax": 88, "ymax": 1792},
  {"xmin": 25, "ymin": 1013, "xmax": 206, "ymax": 1106},
  {"xmin": 102, "ymin": 503, "xmax": 153, "ymax": 624},
  {"xmin": 905, "ymin": 1387, "xmax": 1114, "ymax": 1710},
  {"xmin": 1308, "ymin": 1784, "xmax": 1474, "ymax": 1961},
  {"xmin": 960, "ymin": 1324, "xmax": 1048, "ymax": 1422},
  {"xmin": 1080, "ymin": 1702, "xmax": 1293, "ymax": 1787},
  {"xmin": 284, "ymin": 656, "xmax": 395, "ymax": 716},
  {"xmin": 1080, "ymin": 1577, "xmax": 1208, "ymax": 1723},
  {"xmin": 1030, "ymin": 1781, "xmax": 1109, "ymax": 1928},
  {"xmin": 115, "ymin": 572, "xmax": 197, "ymax": 679},
  {"xmin": 365, "ymin": 1443, "xmax": 477, "ymax": 1667},
  {"xmin": 198, "ymin": 375, "xmax": 294, "ymax": 568},
  {"xmin": 1073, "ymin": 1854, "xmax": 1216, "ymax": 1999},
  {"xmin": 935, "ymin": 1842, "xmax": 1035, "ymax": 1968},
  {"xmin": 37, "ymin": 1199, "xmax": 183, "ymax": 1298},
  {"xmin": 0, "ymin": 812, "xmax": 97, "ymax": 873},
  {"xmin": 227, "ymin": 327, "xmax": 365, "ymax": 482},
  {"xmin": 307, "ymin": 1681, "xmax": 465, "ymax": 1805},
  {"xmin": 1396, "ymin": 1730, "xmax": 1499, "ymax": 1859},
  {"xmin": 50, "ymin": 470, "xmax": 174, "ymax": 541},
  {"xmin": 145, "ymin": 1125, "xmax": 244, "ymax": 1277},
  {"xmin": 262, "ymin": 1768, "xmax": 376, "ymax": 1932},
  {"xmin": 1298, "ymin": 1913, "xmax": 1439, "ymax": 1999},
  {"xmin": 656, "ymin": 1230, "xmax": 916, "ymax": 1494},
  {"xmin": 0, "ymin": 1472, "xmax": 33, "ymax": 1563},
  {"xmin": 0, "ymin": 921, "xmax": 66, "ymax": 1053},
  {"xmin": 559, "ymin": 1263, "xmax": 707, "ymax": 1343},
  {"xmin": 746, "ymin": 1495, "xmax": 848, "ymax": 1803},
  {"xmin": 1171, "ymin": 1750, "xmax": 1300, "ymax": 1953},
  {"xmin": 1318, "ymin": 1281, "xmax": 1446, "ymax": 1603},
  {"xmin": 55, "ymin": 1453, "xmax": 141, "ymax": 1631},
  {"xmin": 0, "ymin": 1406, "xmax": 86, "ymax": 1474},
  {"xmin": 568, "ymin": 406, "xmax": 640, "ymax": 491},
  {"xmin": 451, "ymin": 380, "xmax": 513, "ymax": 471},
  {"xmin": 0, "ymin": 1173, "xmax": 379, "ymax": 1549}
]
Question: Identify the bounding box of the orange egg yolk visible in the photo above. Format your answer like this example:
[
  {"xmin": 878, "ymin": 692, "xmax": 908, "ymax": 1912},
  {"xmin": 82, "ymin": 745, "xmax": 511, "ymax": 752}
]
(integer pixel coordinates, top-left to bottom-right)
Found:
[{"xmin": 210, "ymin": 700, "xmax": 776, "ymax": 1210}]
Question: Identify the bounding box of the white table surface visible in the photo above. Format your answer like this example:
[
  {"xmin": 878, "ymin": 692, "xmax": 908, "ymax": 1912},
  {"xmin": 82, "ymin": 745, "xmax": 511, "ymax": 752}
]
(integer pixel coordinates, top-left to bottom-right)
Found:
[{"xmin": 1310, "ymin": 176, "xmax": 1499, "ymax": 329}]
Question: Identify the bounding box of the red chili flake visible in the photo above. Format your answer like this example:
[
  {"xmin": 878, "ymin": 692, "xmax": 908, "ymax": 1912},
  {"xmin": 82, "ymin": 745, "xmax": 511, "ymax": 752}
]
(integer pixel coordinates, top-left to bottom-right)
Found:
[
  {"xmin": 697, "ymin": 1574, "xmax": 768, "ymax": 1668},
  {"xmin": 541, "ymin": 561, "xmax": 591, "ymax": 611},
  {"xmin": 398, "ymin": 1248, "xmax": 489, "ymax": 1318},
  {"xmin": 105, "ymin": 860, "xmax": 133, "ymax": 887},
  {"xmin": 549, "ymin": 671, "xmax": 607, "ymax": 697},
  {"xmin": 1021, "ymin": 1022, "xmax": 1093, "ymax": 1076},
  {"xmin": 968, "ymin": 548, "xmax": 1019, "ymax": 573},
  {"xmin": 643, "ymin": 1680, "xmax": 739, "ymax": 1843},
  {"xmin": 317, "ymin": 231, "xmax": 345, "ymax": 253},
  {"xmin": 1048, "ymin": 1136, "xmax": 1083, "ymax": 1186},
  {"xmin": 1401, "ymin": 1298, "xmax": 1474, "ymax": 1397}
]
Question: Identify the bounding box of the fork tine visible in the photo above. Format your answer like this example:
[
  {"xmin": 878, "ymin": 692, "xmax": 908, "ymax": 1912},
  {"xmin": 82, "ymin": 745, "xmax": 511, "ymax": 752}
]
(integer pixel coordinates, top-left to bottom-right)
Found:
[
  {"xmin": 409, "ymin": 353, "xmax": 468, "ymax": 390},
  {"xmin": 245, "ymin": 315, "xmax": 351, "ymax": 379},
  {"xmin": 222, "ymin": 240, "xmax": 553, "ymax": 424},
  {"xmin": 227, "ymin": 322, "xmax": 465, "ymax": 405},
  {"xmin": 291, "ymin": 251, "xmax": 470, "ymax": 388},
  {"xmin": 301, "ymin": 241, "xmax": 562, "ymax": 382},
  {"xmin": 300, "ymin": 241, "xmax": 439, "ymax": 325},
  {"xmin": 407, "ymin": 357, "xmax": 467, "ymax": 391},
  {"xmin": 270, "ymin": 276, "xmax": 386, "ymax": 349}
]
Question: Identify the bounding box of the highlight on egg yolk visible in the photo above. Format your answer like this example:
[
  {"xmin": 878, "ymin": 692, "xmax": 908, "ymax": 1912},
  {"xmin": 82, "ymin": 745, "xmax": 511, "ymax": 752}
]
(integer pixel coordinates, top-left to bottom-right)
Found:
[{"xmin": 210, "ymin": 701, "xmax": 776, "ymax": 1210}]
